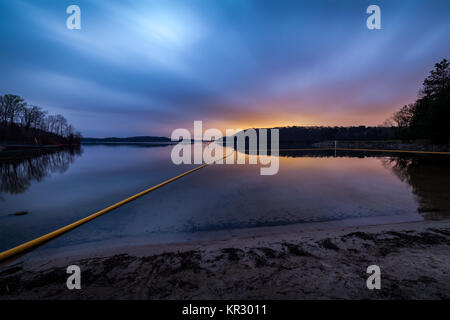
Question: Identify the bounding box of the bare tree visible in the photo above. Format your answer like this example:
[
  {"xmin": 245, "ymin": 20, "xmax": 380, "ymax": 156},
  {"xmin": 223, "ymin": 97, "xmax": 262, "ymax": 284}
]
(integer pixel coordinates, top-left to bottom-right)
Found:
[
  {"xmin": 392, "ymin": 104, "xmax": 414, "ymax": 128},
  {"xmin": 1, "ymin": 93, "xmax": 81, "ymax": 145},
  {"xmin": 54, "ymin": 114, "xmax": 68, "ymax": 137},
  {"xmin": 36, "ymin": 112, "xmax": 49, "ymax": 132},
  {"xmin": 20, "ymin": 105, "xmax": 43, "ymax": 129},
  {"xmin": 0, "ymin": 94, "xmax": 25, "ymax": 125},
  {"xmin": 47, "ymin": 115, "xmax": 58, "ymax": 135}
]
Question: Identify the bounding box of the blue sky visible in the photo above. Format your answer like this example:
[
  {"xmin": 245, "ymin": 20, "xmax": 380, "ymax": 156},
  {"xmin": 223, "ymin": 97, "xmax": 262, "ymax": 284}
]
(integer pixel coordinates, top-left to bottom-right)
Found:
[{"xmin": 0, "ymin": 0, "xmax": 449, "ymax": 137}]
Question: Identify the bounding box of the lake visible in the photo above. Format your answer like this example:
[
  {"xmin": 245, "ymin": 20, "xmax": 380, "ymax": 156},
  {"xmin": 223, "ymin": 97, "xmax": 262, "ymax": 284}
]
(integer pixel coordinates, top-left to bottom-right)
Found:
[{"xmin": 1, "ymin": 144, "xmax": 449, "ymax": 256}]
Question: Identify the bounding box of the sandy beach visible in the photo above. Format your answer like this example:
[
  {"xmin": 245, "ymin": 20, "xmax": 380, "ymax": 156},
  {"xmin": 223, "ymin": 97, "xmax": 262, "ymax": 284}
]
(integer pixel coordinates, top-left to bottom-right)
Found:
[{"xmin": 0, "ymin": 219, "xmax": 449, "ymax": 300}]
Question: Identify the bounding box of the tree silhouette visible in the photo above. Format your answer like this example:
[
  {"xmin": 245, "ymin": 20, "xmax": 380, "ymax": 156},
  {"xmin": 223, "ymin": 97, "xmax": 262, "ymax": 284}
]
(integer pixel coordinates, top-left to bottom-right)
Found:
[
  {"xmin": 388, "ymin": 59, "xmax": 450, "ymax": 142},
  {"xmin": 0, "ymin": 94, "xmax": 81, "ymax": 145}
]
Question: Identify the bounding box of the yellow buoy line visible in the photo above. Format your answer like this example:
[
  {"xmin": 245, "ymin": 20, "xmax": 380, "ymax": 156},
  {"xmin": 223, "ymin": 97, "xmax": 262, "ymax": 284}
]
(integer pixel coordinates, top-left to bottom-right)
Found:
[
  {"xmin": 0, "ymin": 151, "xmax": 235, "ymax": 263},
  {"xmin": 0, "ymin": 146, "xmax": 448, "ymax": 263}
]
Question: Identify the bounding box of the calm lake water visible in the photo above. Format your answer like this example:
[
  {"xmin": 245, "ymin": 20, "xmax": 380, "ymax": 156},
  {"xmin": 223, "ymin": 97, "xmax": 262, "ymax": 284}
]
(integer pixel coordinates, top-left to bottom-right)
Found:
[{"xmin": 1, "ymin": 144, "xmax": 450, "ymax": 255}]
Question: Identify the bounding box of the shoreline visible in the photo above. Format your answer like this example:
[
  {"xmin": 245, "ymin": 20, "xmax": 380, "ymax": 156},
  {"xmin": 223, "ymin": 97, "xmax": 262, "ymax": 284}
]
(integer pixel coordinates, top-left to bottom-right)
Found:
[
  {"xmin": 0, "ymin": 144, "xmax": 82, "ymax": 161},
  {"xmin": 313, "ymin": 140, "xmax": 450, "ymax": 152},
  {"xmin": 0, "ymin": 144, "xmax": 80, "ymax": 154},
  {"xmin": 1, "ymin": 219, "xmax": 449, "ymax": 299}
]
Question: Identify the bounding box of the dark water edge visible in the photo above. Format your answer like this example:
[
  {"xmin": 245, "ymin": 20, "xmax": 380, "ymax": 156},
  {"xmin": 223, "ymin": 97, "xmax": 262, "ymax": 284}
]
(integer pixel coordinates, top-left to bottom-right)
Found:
[
  {"xmin": 312, "ymin": 140, "xmax": 450, "ymax": 152},
  {"xmin": 0, "ymin": 144, "xmax": 81, "ymax": 154}
]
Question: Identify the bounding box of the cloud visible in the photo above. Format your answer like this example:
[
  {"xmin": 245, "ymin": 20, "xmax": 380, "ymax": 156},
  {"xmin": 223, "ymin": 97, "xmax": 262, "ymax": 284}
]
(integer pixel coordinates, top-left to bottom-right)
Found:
[{"xmin": 1, "ymin": 0, "xmax": 449, "ymax": 136}]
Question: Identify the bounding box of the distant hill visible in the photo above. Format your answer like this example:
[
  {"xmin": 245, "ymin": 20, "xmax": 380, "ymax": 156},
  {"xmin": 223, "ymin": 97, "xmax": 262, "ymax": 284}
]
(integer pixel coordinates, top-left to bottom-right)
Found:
[{"xmin": 81, "ymin": 136, "xmax": 173, "ymax": 143}]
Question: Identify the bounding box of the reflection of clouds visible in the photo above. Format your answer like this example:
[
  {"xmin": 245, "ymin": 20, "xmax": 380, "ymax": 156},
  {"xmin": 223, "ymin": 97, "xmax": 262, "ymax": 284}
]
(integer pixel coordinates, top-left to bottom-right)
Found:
[{"xmin": 0, "ymin": 148, "xmax": 83, "ymax": 195}]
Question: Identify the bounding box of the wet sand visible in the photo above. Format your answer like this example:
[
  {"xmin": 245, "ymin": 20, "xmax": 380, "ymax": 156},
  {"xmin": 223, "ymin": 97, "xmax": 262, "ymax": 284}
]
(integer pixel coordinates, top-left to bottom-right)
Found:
[{"xmin": 0, "ymin": 219, "xmax": 449, "ymax": 299}]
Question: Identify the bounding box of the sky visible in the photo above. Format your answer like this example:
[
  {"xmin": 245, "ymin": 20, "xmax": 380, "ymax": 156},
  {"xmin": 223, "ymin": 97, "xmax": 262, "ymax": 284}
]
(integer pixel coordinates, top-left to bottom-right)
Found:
[{"xmin": 0, "ymin": 0, "xmax": 449, "ymax": 137}]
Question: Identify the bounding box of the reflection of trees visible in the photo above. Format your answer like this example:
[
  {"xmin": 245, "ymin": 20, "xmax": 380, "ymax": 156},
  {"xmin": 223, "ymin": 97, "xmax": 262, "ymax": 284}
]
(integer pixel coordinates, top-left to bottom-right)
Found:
[
  {"xmin": 238, "ymin": 148, "xmax": 450, "ymax": 220},
  {"xmin": 381, "ymin": 156, "xmax": 450, "ymax": 219},
  {"xmin": 0, "ymin": 147, "xmax": 83, "ymax": 195},
  {"xmin": 248, "ymin": 149, "xmax": 390, "ymax": 158}
]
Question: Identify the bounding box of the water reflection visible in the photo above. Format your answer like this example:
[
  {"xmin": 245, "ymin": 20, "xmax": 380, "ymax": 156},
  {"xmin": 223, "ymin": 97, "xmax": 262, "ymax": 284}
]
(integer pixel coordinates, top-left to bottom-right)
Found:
[
  {"xmin": 0, "ymin": 147, "xmax": 83, "ymax": 195},
  {"xmin": 240, "ymin": 148, "xmax": 450, "ymax": 220},
  {"xmin": 1, "ymin": 145, "xmax": 450, "ymax": 254},
  {"xmin": 381, "ymin": 155, "xmax": 450, "ymax": 219}
]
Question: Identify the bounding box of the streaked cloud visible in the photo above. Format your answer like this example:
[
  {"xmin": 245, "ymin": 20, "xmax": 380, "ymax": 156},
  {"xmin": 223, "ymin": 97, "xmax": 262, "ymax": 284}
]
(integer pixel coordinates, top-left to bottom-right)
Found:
[{"xmin": 0, "ymin": 0, "xmax": 449, "ymax": 136}]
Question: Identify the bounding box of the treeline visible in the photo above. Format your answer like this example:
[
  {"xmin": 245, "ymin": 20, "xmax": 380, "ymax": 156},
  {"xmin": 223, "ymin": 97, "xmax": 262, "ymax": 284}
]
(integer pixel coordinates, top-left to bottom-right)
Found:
[
  {"xmin": 0, "ymin": 94, "xmax": 81, "ymax": 145},
  {"xmin": 276, "ymin": 125, "xmax": 397, "ymax": 145},
  {"xmin": 231, "ymin": 126, "xmax": 397, "ymax": 147},
  {"xmin": 387, "ymin": 58, "xmax": 449, "ymax": 142},
  {"xmin": 248, "ymin": 59, "xmax": 449, "ymax": 145}
]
